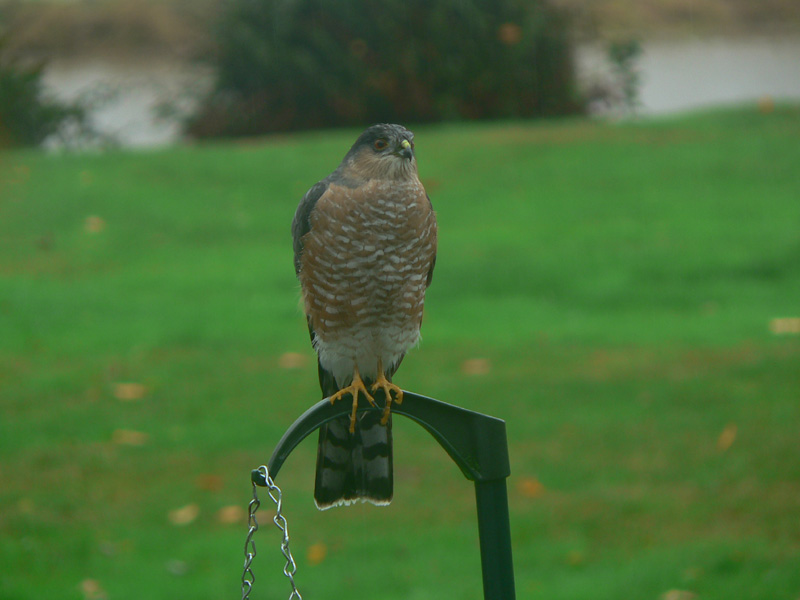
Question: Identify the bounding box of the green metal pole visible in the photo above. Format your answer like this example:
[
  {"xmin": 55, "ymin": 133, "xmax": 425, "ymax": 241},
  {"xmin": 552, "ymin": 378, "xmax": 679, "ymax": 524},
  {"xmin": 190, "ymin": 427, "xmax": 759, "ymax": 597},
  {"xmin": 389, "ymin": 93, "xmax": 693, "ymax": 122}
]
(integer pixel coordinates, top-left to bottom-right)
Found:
[{"xmin": 475, "ymin": 479, "xmax": 516, "ymax": 600}]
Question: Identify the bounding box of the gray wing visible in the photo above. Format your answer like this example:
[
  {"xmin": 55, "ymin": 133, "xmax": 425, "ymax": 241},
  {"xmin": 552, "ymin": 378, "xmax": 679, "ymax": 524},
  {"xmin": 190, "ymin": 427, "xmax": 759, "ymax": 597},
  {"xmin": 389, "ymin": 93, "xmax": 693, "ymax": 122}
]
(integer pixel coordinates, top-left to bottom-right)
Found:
[
  {"xmin": 291, "ymin": 180, "xmax": 330, "ymax": 276},
  {"xmin": 425, "ymin": 193, "xmax": 436, "ymax": 288}
]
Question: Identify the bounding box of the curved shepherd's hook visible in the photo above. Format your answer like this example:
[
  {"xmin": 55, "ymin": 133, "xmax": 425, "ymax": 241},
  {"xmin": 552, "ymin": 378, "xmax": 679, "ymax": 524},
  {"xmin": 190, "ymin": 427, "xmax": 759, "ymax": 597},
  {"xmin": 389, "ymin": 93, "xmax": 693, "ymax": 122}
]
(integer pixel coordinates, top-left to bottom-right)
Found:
[{"xmin": 252, "ymin": 390, "xmax": 516, "ymax": 600}]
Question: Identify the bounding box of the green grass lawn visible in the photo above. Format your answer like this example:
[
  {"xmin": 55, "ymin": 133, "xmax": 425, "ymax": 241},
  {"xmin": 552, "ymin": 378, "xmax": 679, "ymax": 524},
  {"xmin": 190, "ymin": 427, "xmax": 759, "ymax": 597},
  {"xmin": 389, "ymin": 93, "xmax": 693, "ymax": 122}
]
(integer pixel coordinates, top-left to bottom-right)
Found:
[{"xmin": 1, "ymin": 105, "xmax": 799, "ymax": 600}]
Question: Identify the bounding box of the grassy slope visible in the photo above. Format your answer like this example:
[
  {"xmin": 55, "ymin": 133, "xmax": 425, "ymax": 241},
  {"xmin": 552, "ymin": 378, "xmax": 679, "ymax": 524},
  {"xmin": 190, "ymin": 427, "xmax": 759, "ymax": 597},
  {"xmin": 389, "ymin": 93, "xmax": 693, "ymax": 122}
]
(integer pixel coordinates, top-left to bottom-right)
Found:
[{"xmin": 1, "ymin": 106, "xmax": 799, "ymax": 599}]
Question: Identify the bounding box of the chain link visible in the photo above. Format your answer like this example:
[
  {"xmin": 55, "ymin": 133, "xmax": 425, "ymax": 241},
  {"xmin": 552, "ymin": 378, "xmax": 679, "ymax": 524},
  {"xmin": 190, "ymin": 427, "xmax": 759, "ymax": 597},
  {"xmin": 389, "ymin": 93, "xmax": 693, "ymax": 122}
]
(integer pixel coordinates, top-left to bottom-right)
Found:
[
  {"xmin": 241, "ymin": 487, "xmax": 260, "ymax": 599},
  {"xmin": 241, "ymin": 465, "xmax": 302, "ymax": 600}
]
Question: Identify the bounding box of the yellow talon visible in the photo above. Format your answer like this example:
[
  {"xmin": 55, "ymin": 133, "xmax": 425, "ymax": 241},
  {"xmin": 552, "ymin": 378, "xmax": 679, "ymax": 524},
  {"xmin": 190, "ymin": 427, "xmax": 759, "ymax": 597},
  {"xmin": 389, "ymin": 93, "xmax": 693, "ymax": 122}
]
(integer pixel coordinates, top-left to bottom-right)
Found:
[
  {"xmin": 371, "ymin": 358, "xmax": 403, "ymax": 425},
  {"xmin": 329, "ymin": 365, "xmax": 377, "ymax": 433}
]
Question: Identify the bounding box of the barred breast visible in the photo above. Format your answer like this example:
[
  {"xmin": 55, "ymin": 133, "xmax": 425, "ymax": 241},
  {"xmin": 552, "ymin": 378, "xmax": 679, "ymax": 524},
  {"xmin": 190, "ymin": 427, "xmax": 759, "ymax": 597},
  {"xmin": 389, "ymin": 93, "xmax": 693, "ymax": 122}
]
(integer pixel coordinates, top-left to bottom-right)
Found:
[{"xmin": 299, "ymin": 178, "xmax": 437, "ymax": 387}]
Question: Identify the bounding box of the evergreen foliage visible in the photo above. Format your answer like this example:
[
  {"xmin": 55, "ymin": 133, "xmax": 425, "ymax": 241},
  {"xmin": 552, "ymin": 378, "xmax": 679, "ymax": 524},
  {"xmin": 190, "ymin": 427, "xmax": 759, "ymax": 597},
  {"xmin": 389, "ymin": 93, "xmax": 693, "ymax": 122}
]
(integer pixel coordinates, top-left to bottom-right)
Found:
[
  {"xmin": 0, "ymin": 35, "xmax": 84, "ymax": 147},
  {"xmin": 188, "ymin": 0, "xmax": 581, "ymax": 137}
]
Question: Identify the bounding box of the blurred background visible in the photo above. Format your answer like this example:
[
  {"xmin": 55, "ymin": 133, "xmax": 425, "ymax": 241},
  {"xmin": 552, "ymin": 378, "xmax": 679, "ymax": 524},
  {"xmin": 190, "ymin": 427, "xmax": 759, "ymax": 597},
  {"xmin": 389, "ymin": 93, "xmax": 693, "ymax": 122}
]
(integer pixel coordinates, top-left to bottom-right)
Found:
[
  {"xmin": 1, "ymin": 0, "xmax": 800, "ymax": 147},
  {"xmin": 1, "ymin": 1, "xmax": 799, "ymax": 599}
]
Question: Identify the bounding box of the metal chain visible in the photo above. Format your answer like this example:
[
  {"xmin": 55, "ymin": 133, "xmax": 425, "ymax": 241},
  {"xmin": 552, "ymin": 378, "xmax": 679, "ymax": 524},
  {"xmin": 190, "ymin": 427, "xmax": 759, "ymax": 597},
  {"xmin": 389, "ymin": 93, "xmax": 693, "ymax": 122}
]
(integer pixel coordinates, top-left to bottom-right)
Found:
[
  {"xmin": 241, "ymin": 465, "xmax": 302, "ymax": 600},
  {"xmin": 241, "ymin": 481, "xmax": 260, "ymax": 600}
]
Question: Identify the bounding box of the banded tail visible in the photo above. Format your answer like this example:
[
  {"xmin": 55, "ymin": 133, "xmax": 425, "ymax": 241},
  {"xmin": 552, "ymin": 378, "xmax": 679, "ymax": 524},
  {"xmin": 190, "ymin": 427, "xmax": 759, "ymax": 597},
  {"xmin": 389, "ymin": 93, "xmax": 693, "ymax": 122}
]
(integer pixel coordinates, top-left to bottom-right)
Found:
[{"xmin": 314, "ymin": 364, "xmax": 393, "ymax": 509}]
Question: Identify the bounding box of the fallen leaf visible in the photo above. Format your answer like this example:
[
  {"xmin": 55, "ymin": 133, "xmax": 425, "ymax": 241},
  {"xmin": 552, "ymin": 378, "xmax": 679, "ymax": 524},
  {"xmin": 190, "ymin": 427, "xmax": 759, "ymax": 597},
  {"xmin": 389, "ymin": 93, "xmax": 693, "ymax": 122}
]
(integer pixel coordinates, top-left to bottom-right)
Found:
[
  {"xmin": 84, "ymin": 215, "xmax": 106, "ymax": 234},
  {"xmin": 717, "ymin": 423, "xmax": 738, "ymax": 451},
  {"xmin": 307, "ymin": 542, "xmax": 327, "ymax": 566},
  {"xmin": 80, "ymin": 579, "xmax": 107, "ymax": 600},
  {"xmin": 498, "ymin": 22, "xmax": 522, "ymax": 45},
  {"xmin": 461, "ymin": 358, "xmax": 491, "ymax": 376},
  {"xmin": 770, "ymin": 317, "xmax": 800, "ymax": 335},
  {"xmin": 661, "ymin": 590, "xmax": 696, "ymax": 600},
  {"xmin": 195, "ymin": 473, "xmax": 224, "ymax": 492},
  {"xmin": 113, "ymin": 382, "xmax": 147, "ymax": 401},
  {"xmin": 217, "ymin": 505, "xmax": 246, "ymax": 525},
  {"xmin": 517, "ymin": 476, "xmax": 545, "ymax": 499},
  {"xmin": 168, "ymin": 503, "xmax": 200, "ymax": 526},
  {"xmin": 279, "ymin": 352, "xmax": 308, "ymax": 369},
  {"xmin": 111, "ymin": 429, "xmax": 149, "ymax": 446}
]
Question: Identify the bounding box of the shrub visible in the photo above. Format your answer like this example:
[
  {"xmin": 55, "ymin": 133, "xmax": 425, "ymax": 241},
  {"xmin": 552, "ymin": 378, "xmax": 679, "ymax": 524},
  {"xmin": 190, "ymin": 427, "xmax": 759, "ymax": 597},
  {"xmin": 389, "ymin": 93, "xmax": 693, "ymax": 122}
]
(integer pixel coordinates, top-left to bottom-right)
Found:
[
  {"xmin": 0, "ymin": 34, "xmax": 85, "ymax": 147},
  {"xmin": 188, "ymin": 0, "xmax": 581, "ymax": 137}
]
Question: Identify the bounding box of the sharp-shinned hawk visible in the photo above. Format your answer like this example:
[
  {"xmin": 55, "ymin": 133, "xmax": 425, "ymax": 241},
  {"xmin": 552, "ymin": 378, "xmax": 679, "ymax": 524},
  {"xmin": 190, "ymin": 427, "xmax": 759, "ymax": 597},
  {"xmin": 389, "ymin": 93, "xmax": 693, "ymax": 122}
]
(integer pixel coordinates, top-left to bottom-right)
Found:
[{"xmin": 291, "ymin": 124, "xmax": 437, "ymax": 509}]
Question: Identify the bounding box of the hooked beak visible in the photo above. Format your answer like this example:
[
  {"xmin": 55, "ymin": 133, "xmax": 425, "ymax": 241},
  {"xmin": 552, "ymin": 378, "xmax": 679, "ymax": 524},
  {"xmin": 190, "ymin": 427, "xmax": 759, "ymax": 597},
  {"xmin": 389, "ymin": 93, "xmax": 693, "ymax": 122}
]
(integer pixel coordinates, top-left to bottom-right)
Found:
[{"xmin": 396, "ymin": 138, "xmax": 414, "ymax": 160}]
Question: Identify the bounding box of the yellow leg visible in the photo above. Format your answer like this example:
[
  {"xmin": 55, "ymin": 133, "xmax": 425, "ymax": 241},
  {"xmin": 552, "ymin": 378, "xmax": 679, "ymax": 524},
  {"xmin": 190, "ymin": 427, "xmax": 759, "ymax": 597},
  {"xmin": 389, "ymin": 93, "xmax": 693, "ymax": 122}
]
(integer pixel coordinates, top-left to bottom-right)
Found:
[
  {"xmin": 329, "ymin": 364, "xmax": 377, "ymax": 433},
  {"xmin": 371, "ymin": 358, "xmax": 404, "ymax": 425}
]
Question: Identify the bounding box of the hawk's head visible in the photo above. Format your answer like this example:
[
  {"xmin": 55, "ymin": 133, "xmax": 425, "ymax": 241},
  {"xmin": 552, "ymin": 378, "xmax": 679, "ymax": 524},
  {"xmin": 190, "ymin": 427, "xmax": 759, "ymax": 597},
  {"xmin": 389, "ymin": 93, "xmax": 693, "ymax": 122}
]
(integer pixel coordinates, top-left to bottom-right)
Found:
[{"xmin": 340, "ymin": 123, "xmax": 417, "ymax": 181}]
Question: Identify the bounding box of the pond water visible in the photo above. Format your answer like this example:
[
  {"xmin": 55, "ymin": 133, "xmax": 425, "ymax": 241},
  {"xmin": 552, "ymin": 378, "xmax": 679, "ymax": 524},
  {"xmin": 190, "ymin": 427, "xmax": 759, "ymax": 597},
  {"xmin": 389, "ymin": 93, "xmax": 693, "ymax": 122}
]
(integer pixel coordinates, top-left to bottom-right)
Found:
[
  {"xmin": 576, "ymin": 35, "xmax": 800, "ymax": 115},
  {"xmin": 41, "ymin": 58, "xmax": 213, "ymax": 149},
  {"xmin": 42, "ymin": 35, "xmax": 800, "ymax": 148}
]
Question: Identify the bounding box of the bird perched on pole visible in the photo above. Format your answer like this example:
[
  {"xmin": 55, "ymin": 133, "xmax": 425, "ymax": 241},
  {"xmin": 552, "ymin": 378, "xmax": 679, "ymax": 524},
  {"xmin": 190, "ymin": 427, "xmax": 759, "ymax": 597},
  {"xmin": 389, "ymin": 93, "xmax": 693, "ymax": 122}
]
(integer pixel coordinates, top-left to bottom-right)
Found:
[{"xmin": 291, "ymin": 124, "xmax": 437, "ymax": 510}]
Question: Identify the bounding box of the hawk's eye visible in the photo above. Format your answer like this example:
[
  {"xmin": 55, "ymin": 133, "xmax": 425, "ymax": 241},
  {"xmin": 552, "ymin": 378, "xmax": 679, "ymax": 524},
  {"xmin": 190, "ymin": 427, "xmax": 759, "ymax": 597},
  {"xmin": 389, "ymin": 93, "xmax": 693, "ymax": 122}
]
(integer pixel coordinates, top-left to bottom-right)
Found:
[{"xmin": 374, "ymin": 139, "xmax": 388, "ymax": 151}]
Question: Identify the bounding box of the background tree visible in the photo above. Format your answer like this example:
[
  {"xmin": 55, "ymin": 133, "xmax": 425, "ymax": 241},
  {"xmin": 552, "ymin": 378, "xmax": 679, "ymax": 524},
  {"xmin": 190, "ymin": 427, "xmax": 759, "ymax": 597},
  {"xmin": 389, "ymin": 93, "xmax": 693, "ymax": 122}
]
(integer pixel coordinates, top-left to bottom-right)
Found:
[
  {"xmin": 188, "ymin": 0, "xmax": 581, "ymax": 137},
  {"xmin": 0, "ymin": 34, "xmax": 85, "ymax": 147}
]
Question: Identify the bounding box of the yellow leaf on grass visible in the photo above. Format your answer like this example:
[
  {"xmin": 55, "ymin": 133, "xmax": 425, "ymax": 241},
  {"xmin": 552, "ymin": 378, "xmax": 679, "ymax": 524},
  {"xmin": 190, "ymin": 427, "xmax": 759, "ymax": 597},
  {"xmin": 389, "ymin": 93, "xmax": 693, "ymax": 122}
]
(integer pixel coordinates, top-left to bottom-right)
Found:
[
  {"xmin": 517, "ymin": 477, "xmax": 545, "ymax": 499},
  {"xmin": 717, "ymin": 423, "xmax": 738, "ymax": 451},
  {"xmin": 84, "ymin": 215, "xmax": 106, "ymax": 234},
  {"xmin": 112, "ymin": 429, "xmax": 149, "ymax": 446},
  {"xmin": 461, "ymin": 358, "xmax": 491, "ymax": 376},
  {"xmin": 758, "ymin": 95, "xmax": 775, "ymax": 114},
  {"xmin": 661, "ymin": 590, "xmax": 696, "ymax": 600},
  {"xmin": 113, "ymin": 382, "xmax": 147, "ymax": 401},
  {"xmin": 80, "ymin": 578, "xmax": 107, "ymax": 600},
  {"xmin": 279, "ymin": 352, "xmax": 308, "ymax": 369},
  {"xmin": 217, "ymin": 505, "xmax": 246, "ymax": 525},
  {"xmin": 169, "ymin": 503, "xmax": 200, "ymax": 526},
  {"xmin": 770, "ymin": 317, "xmax": 800, "ymax": 335},
  {"xmin": 195, "ymin": 473, "xmax": 224, "ymax": 492},
  {"xmin": 307, "ymin": 542, "xmax": 327, "ymax": 566}
]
